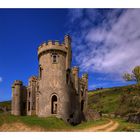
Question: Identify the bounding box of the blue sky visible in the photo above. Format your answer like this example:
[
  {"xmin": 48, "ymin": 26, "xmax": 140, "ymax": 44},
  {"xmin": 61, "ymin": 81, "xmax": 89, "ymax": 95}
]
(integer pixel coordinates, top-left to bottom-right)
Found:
[{"xmin": 0, "ymin": 9, "xmax": 138, "ymax": 101}]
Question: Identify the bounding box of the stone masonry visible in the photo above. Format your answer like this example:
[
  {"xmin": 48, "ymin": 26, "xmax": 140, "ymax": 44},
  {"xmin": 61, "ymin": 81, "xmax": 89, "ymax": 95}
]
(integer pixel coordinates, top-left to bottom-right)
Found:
[{"xmin": 11, "ymin": 35, "xmax": 88, "ymax": 124}]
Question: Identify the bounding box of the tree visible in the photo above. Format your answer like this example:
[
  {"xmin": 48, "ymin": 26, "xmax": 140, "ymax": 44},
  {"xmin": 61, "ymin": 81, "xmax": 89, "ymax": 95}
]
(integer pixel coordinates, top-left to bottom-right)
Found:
[{"xmin": 123, "ymin": 66, "xmax": 140, "ymax": 84}]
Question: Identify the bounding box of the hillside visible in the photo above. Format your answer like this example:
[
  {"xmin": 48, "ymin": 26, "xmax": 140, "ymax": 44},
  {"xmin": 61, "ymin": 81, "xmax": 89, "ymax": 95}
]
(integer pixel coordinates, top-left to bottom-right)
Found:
[
  {"xmin": 0, "ymin": 101, "xmax": 11, "ymax": 112},
  {"xmin": 88, "ymin": 84, "xmax": 140, "ymax": 117}
]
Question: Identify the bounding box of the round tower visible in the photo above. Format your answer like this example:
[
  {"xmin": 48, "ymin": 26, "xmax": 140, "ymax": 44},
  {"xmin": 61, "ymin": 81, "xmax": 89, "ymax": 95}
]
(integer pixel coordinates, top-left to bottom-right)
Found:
[
  {"xmin": 11, "ymin": 80, "xmax": 23, "ymax": 115},
  {"xmin": 37, "ymin": 38, "xmax": 71, "ymax": 120}
]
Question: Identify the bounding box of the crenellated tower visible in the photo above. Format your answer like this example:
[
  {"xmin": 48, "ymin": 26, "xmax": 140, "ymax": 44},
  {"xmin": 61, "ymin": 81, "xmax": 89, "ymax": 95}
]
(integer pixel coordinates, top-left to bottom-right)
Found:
[
  {"xmin": 37, "ymin": 36, "xmax": 71, "ymax": 120},
  {"xmin": 11, "ymin": 80, "xmax": 27, "ymax": 115}
]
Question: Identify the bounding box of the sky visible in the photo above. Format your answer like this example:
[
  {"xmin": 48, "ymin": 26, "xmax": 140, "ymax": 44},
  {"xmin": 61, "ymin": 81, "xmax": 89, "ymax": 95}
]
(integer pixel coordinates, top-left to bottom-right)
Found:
[{"xmin": 0, "ymin": 8, "xmax": 139, "ymax": 101}]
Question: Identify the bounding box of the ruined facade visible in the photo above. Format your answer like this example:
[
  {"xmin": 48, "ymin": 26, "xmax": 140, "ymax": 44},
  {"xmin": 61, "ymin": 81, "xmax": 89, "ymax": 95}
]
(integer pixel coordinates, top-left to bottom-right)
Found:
[{"xmin": 11, "ymin": 35, "xmax": 88, "ymax": 124}]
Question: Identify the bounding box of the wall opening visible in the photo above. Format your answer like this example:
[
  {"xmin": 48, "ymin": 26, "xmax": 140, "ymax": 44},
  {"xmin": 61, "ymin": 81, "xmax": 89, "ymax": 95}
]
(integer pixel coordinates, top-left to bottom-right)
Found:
[
  {"xmin": 28, "ymin": 102, "xmax": 30, "ymax": 111},
  {"xmin": 81, "ymin": 100, "xmax": 84, "ymax": 112},
  {"xmin": 29, "ymin": 92, "xmax": 31, "ymax": 98},
  {"xmin": 23, "ymin": 102, "xmax": 26, "ymax": 110},
  {"xmin": 51, "ymin": 52, "xmax": 58, "ymax": 64},
  {"xmin": 66, "ymin": 73, "xmax": 69, "ymax": 84},
  {"xmin": 81, "ymin": 90, "xmax": 84, "ymax": 96},
  {"xmin": 51, "ymin": 95, "xmax": 57, "ymax": 114},
  {"xmin": 39, "ymin": 66, "xmax": 42, "ymax": 78}
]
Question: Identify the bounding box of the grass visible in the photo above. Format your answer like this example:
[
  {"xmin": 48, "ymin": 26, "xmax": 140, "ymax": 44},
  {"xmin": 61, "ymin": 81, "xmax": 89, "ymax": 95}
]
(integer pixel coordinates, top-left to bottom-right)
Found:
[
  {"xmin": 18, "ymin": 115, "xmax": 71, "ymax": 131},
  {"xmin": 74, "ymin": 119, "xmax": 108, "ymax": 130},
  {"xmin": 88, "ymin": 88, "xmax": 122, "ymax": 114},
  {"xmin": 0, "ymin": 113, "xmax": 71, "ymax": 131},
  {"xmin": 0, "ymin": 113, "xmax": 18, "ymax": 126},
  {"xmin": 0, "ymin": 113, "xmax": 108, "ymax": 131},
  {"xmin": 115, "ymin": 118, "xmax": 140, "ymax": 132}
]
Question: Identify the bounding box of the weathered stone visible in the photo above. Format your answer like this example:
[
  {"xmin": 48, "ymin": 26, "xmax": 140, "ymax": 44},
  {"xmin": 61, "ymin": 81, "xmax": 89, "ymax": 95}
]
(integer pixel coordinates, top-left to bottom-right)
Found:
[{"xmin": 11, "ymin": 35, "xmax": 88, "ymax": 124}]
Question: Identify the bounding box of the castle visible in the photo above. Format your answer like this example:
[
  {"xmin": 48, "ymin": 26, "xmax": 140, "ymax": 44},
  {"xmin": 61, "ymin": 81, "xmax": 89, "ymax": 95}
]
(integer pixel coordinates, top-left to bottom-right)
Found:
[{"xmin": 11, "ymin": 35, "xmax": 88, "ymax": 124}]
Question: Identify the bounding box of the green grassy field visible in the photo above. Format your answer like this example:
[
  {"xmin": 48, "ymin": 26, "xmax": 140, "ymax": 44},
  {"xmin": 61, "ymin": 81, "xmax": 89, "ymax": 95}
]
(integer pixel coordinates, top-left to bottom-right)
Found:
[
  {"xmin": 88, "ymin": 88, "xmax": 122, "ymax": 114},
  {"xmin": 115, "ymin": 118, "xmax": 140, "ymax": 132},
  {"xmin": 0, "ymin": 113, "xmax": 108, "ymax": 131}
]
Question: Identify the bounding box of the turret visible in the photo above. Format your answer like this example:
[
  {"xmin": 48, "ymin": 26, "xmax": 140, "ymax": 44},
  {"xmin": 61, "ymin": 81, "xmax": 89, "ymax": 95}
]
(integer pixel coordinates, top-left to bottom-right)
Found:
[
  {"xmin": 64, "ymin": 35, "xmax": 72, "ymax": 70},
  {"xmin": 11, "ymin": 80, "xmax": 23, "ymax": 115},
  {"xmin": 11, "ymin": 84, "xmax": 15, "ymax": 115},
  {"xmin": 27, "ymin": 76, "xmax": 38, "ymax": 115},
  {"xmin": 72, "ymin": 66, "xmax": 79, "ymax": 93},
  {"xmin": 82, "ymin": 73, "xmax": 88, "ymax": 85}
]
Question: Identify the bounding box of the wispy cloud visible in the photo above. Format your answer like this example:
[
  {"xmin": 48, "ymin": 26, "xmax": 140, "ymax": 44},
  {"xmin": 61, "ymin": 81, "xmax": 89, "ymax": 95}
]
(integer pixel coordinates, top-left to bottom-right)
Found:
[
  {"xmin": 0, "ymin": 77, "xmax": 2, "ymax": 83},
  {"xmin": 68, "ymin": 9, "xmax": 140, "ymax": 81}
]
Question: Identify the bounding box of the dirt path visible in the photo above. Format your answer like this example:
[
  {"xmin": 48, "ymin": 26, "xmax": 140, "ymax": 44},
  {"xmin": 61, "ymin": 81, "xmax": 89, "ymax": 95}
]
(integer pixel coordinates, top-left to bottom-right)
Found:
[
  {"xmin": 79, "ymin": 120, "xmax": 119, "ymax": 132},
  {"xmin": 0, "ymin": 122, "xmax": 45, "ymax": 132},
  {"xmin": 0, "ymin": 120, "xmax": 119, "ymax": 132}
]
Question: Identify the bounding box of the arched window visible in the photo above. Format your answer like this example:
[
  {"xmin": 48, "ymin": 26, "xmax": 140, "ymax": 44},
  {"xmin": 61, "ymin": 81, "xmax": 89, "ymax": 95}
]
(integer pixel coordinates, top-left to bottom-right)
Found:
[{"xmin": 51, "ymin": 95, "xmax": 58, "ymax": 114}]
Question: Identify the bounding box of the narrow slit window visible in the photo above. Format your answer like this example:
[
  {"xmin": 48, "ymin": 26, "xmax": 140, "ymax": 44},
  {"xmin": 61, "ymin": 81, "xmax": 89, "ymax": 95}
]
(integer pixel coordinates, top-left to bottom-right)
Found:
[
  {"xmin": 53, "ymin": 55, "xmax": 57, "ymax": 63},
  {"xmin": 39, "ymin": 66, "xmax": 42, "ymax": 78},
  {"xmin": 28, "ymin": 102, "xmax": 30, "ymax": 111},
  {"xmin": 51, "ymin": 52, "xmax": 58, "ymax": 64}
]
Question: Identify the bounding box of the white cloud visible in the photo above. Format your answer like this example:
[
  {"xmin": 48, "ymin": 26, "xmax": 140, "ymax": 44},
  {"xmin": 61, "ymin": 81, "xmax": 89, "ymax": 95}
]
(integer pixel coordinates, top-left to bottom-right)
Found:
[
  {"xmin": 69, "ymin": 9, "xmax": 140, "ymax": 81},
  {"xmin": 0, "ymin": 77, "xmax": 2, "ymax": 83}
]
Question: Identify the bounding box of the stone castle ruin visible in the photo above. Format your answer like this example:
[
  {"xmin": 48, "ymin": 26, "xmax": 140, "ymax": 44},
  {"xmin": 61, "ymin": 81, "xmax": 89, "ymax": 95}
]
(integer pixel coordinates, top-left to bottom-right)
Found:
[{"xmin": 11, "ymin": 35, "xmax": 88, "ymax": 124}]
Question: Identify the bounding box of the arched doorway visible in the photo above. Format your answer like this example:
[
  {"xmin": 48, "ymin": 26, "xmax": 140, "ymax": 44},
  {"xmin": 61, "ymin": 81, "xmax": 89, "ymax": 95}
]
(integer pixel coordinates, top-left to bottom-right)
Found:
[{"xmin": 51, "ymin": 95, "xmax": 57, "ymax": 114}]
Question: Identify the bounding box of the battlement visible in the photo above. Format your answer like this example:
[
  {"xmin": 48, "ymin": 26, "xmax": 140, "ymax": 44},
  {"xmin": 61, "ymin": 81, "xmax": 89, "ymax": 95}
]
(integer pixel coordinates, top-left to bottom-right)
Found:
[
  {"xmin": 38, "ymin": 40, "xmax": 67, "ymax": 58},
  {"xmin": 82, "ymin": 73, "xmax": 88, "ymax": 79},
  {"xmin": 29, "ymin": 76, "xmax": 38, "ymax": 82},
  {"xmin": 37, "ymin": 35, "xmax": 72, "ymax": 59},
  {"xmin": 13, "ymin": 80, "xmax": 23, "ymax": 86},
  {"xmin": 72, "ymin": 66, "xmax": 79, "ymax": 72}
]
